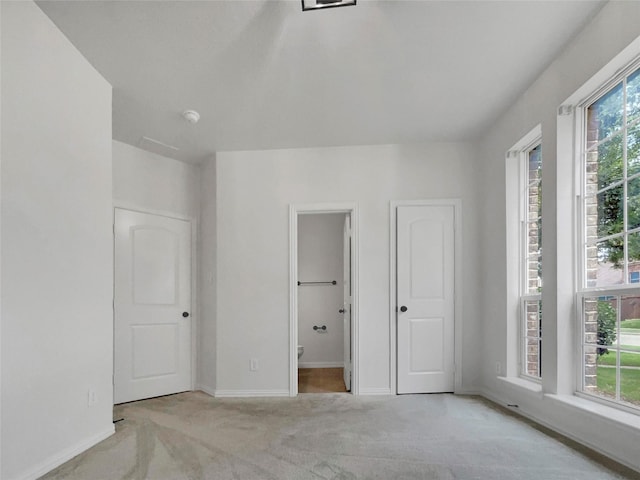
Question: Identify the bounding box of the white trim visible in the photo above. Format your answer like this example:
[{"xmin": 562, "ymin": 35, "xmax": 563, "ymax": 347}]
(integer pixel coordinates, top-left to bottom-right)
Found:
[
  {"xmin": 454, "ymin": 389, "xmax": 482, "ymax": 396},
  {"xmin": 506, "ymin": 125, "xmax": 543, "ymax": 380},
  {"xmin": 576, "ymin": 390, "xmax": 640, "ymax": 417},
  {"xmin": 505, "ymin": 160, "xmax": 520, "ymax": 378},
  {"xmin": 13, "ymin": 426, "xmax": 114, "ymax": 480},
  {"xmin": 112, "ymin": 200, "xmax": 195, "ymax": 223},
  {"xmin": 510, "ymin": 125, "xmax": 542, "ymax": 160},
  {"xmin": 578, "ymin": 285, "xmax": 640, "ymax": 297},
  {"xmin": 214, "ymin": 390, "xmax": 290, "ymax": 398},
  {"xmin": 497, "ymin": 375, "xmax": 544, "ymax": 396},
  {"xmin": 558, "ymin": 105, "xmax": 575, "ymax": 116},
  {"xmin": 556, "ymin": 101, "xmax": 582, "ymax": 397},
  {"xmin": 389, "ymin": 199, "xmax": 463, "ymax": 394},
  {"xmin": 0, "ymin": 3, "xmax": 3, "ymax": 469},
  {"xmin": 389, "ymin": 201, "xmax": 397, "ymax": 394},
  {"xmin": 289, "ymin": 206, "xmax": 298, "ymax": 397},
  {"xmin": 289, "ymin": 202, "xmax": 360, "ymax": 397},
  {"xmin": 298, "ymin": 361, "xmax": 344, "ymax": 368},
  {"xmin": 196, "ymin": 384, "xmax": 216, "ymax": 397},
  {"xmin": 359, "ymin": 387, "xmax": 393, "ymax": 395},
  {"xmin": 481, "ymin": 389, "xmax": 640, "ymax": 474},
  {"xmin": 545, "ymin": 393, "xmax": 640, "ymax": 441},
  {"xmin": 190, "ymin": 218, "xmax": 198, "ymax": 392},
  {"xmin": 113, "ymin": 206, "xmax": 198, "ymax": 398}
]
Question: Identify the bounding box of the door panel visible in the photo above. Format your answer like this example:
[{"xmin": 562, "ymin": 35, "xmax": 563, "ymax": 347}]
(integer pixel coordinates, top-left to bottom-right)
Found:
[
  {"xmin": 397, "ymin": 205, "xmax": 455, "ymax": 394},
  {"xmin": 132, "ymin": 324, "xmax": 179, "ymax": 378},
  {"xmin": 114, "ymin": 208, "xmax": 191, "ymax": 404},
  {"xmin": 132, "ymin": 227, "xmax": 178, "ymax": 305},
  {"xmin": 409, "ymin": 318, "xmax": 444, "ymax": 372},
  {"xmin": 410, "ymin": 220, "xmax": 444, "ymax": 299}
]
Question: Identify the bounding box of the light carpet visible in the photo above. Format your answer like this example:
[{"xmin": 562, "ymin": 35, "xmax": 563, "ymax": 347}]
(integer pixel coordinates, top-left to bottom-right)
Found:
[{"xmin": 40, "ymin": 392, "xmax": 637, "ymax": 480}]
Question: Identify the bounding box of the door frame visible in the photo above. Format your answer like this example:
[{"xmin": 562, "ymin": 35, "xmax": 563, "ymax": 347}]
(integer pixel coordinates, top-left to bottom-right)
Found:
[
  {"xmin": 389, "ymin": 199, "xmax": 463, "ymax": 395},
  {"xmin": 112, "ymin": 202, "xmax": 198, "ymax": 401},
  {"xmin": 289, "ymin": 202, "xmax": 359, "ymax": 396}
]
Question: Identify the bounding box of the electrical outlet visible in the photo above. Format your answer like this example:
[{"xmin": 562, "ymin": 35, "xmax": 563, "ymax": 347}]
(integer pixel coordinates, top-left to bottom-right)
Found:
[
  {"xmin": 250, "ymin": 358, "xmax": 259, "ymax": 372},
  {"xmin": 495, "ymin": 362, "xmax": 501, "ymax": 375},
  {"xmin": 87, "ymin": 389, "xmax": 97, "ymax": 406}
]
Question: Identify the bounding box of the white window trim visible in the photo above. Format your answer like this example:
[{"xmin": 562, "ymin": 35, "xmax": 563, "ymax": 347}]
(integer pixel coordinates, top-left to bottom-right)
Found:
[
  {"xmin": 558, "ymin": 36, "xmax": 640, "ymax": 413},
  {"xmin": 506, "ymin": 125, "xmax": 543, "ymax": 382}
]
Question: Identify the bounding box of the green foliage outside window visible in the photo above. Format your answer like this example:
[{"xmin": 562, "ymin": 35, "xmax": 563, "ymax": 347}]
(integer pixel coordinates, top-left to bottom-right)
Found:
[
  {"xmin": 593, "ymin": 68, "xmax": 640, "ymax": 267},
  {"xmin": 597, "ymin": 300, "xmax": 617, "ymax": 356}
]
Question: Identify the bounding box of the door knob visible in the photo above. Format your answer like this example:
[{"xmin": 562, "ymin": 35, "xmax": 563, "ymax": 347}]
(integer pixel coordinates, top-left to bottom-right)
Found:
[
  {"xmin": 182, "ymin": 312, "xmax": 190, "ymax": 318},
  {"xmin": 339, "ymin": 308, "xmax": 345, "ymax": 313},
  {"xmin": 400, "ymin": 306, "xmax": 408, "ymax": 312}
]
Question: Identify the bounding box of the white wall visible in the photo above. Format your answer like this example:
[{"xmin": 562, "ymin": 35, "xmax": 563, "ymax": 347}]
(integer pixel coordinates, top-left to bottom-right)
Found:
[
  {"xmin": 1, "ymin": 2, "xmax": 113, "ymax": 479},
  {"xmin": 213, "ymin": 143, "xmax": 480, "ymax": 395},
  {"xmin": 113, "ymin": 140, "xmax": 200, "ymax": 219},
  {"xmin": 478, "ymin": 0, "xmax": 640, "ymax": 472},
  {"xmin": 298, "ymin": 213, "xmax": 345, "ymax": 367}
]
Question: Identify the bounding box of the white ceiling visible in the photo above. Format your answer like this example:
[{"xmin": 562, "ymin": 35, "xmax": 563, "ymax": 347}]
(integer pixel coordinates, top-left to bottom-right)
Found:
[{"xmin": 37, "ymin": 0, "xmax": 605, "ymax": 164}]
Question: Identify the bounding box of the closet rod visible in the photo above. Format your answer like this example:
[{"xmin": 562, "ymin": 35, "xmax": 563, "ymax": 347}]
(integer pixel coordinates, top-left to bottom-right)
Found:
[{"xmin": 297, "ymin": 280, "xmax": 337, "ymax": 286}]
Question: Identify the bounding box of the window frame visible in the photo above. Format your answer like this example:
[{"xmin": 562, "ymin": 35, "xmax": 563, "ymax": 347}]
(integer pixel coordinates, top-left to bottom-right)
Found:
[
  {"xmin": 575, "ymin": 58, "xmax": 640, "ymax": 414},
  {"xmin": 508, "ymin": 125, "xmax": 543, "ymax": 382},
  {"xmin": 520, "ymin": 138, "xmax": 543, "ymax": 381}
]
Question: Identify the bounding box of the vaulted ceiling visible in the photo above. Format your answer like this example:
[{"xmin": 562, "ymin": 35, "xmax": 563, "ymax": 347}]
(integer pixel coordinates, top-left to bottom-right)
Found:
[{"xmin": 38, "ymin": 0, "xmax": 605, "ymax": 163}]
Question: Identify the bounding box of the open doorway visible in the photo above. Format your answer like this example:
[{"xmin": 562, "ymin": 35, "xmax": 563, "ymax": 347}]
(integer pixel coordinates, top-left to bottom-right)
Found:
[
  {"xmin": 297, "ymin": 212, "xmax": 349, "ymax": 393},
  {"xmin": 289, "ymin": 203, "xmax": 359, "ymax": 396}
]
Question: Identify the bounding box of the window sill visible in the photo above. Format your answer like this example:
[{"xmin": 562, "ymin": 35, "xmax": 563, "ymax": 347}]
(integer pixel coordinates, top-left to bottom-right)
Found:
[
  {"xmin": 498, "ymin": 377, "xmax": 640, "ymax": 433},
  {"xmin": 496, "ymin": 377, "xmax": 640, "ymax": 434},
  {"xmin": 544, "ymin": 394, "xmax": 640, "ymax": 433},
  {"xmin": 497, "ymin": 375, "xmax": 543, "ymax": 395}
]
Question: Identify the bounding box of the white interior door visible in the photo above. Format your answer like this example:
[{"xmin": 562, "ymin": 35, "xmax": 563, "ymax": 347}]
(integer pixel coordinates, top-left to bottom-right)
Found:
[
  {"xmin": 397, "ymin": 204, "xmax": 455, "ymax": 394},
  {"xmin": 343, "ymin": 215, "xmax": 352, "ymax": 391},
  {"xmin": 114, "ymin": 208, "xmax": 192, "ymax": 404}
]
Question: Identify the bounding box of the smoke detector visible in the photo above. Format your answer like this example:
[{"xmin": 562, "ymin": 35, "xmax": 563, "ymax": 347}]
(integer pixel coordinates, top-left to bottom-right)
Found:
[{"xmin": 182, "ymin": 110, "xmax": 200, "ymax": 124}]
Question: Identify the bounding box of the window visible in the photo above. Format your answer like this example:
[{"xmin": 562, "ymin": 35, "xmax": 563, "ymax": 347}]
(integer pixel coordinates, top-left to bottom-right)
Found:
[
  {"xmin": 579, "ymin": 62, "xmax": 640, "ymax": 410},
  {"xmin": 521, "ymin": 142, "xmax": 542, "ymax": 379},
  {"xmin": 508, "ymin": 126, "xmax": 543, "ymax": 381}
]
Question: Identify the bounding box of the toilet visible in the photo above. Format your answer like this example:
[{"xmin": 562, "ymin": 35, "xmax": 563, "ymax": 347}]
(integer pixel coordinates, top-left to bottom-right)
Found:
[{"xmin": 297, "ymin": 345, "xmax": 304, "ymax": 359}]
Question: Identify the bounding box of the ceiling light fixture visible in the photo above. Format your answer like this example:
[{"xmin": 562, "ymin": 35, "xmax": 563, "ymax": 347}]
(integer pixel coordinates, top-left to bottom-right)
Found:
[
  {"xmin": 182, "ymin": 110, "xmax": 200, "ymax": 124},
  {"xmin": 302, "ymin": 0, "xmax": 356, "ymax": 12}
]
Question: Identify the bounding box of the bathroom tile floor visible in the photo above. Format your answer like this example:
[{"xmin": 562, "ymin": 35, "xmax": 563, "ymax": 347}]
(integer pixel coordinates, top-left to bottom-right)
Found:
[{"xmin": 298, "ymin": 367, "xmax": 348, "ymax": 393}]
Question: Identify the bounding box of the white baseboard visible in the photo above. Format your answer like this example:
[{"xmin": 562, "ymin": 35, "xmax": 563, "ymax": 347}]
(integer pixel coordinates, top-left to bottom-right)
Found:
[
  {"xmin": 196, "ymin": 384, "xmax": 216, "ymax": 397},
  {"xmin": 359, "ymin": 387, "xmax": 392, "ymax": 395},
  {"xmin": 298, "ymin": 361, "xmax": 344, "ymax": 368},
  {"xmin": 15, "ymin": 425, "xmax": 115, "ymax": 480},
  {"xmin": 455, "ymin": 389, "xmax": 482, "ymax": 396},
  {"xmin": 214, "ymin": 389, "xmax": 290, "ymax": 398}
]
